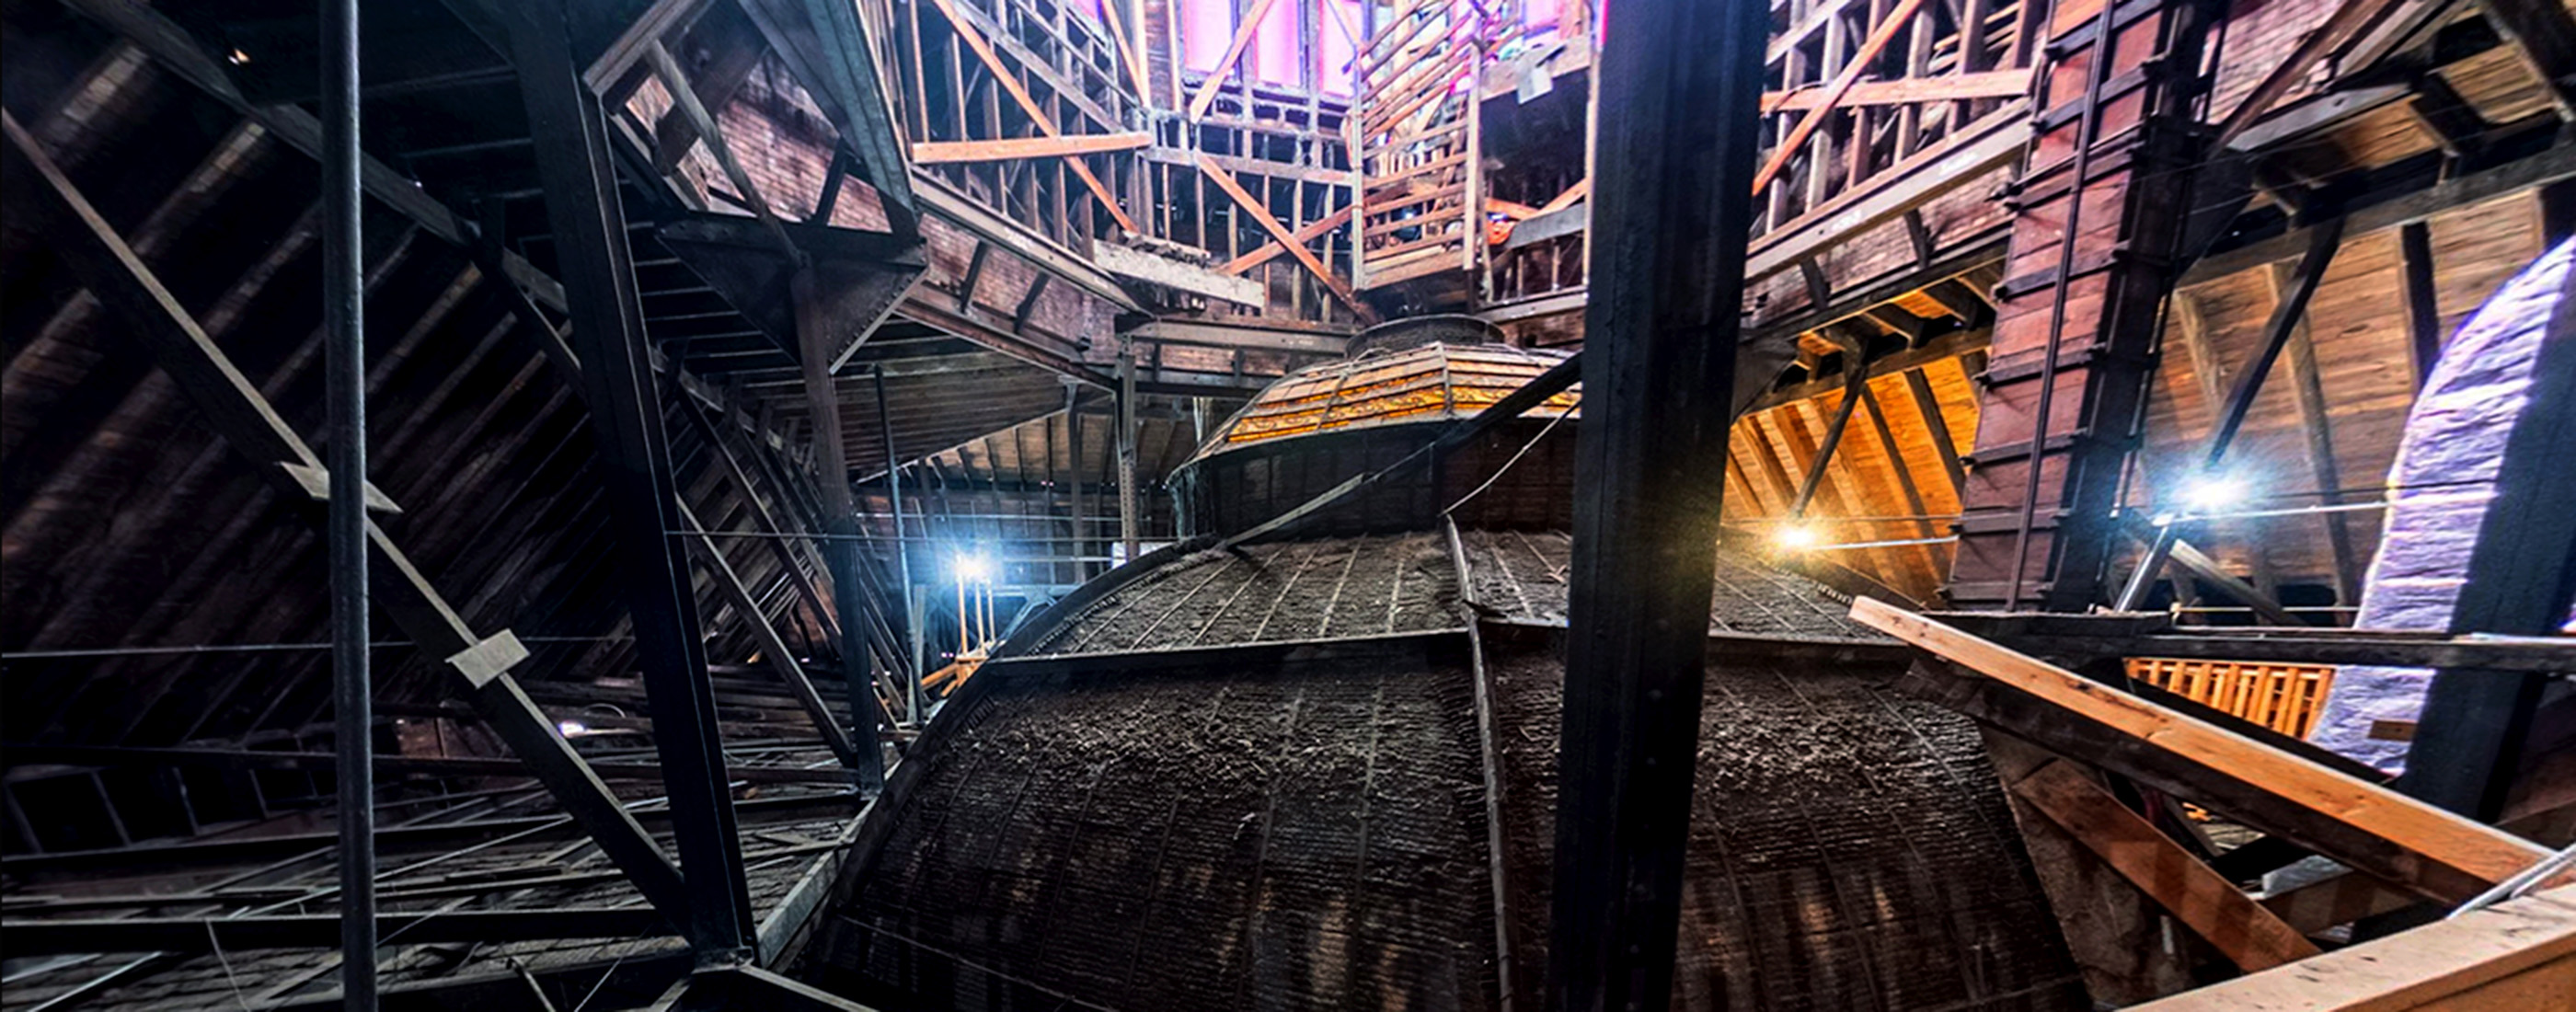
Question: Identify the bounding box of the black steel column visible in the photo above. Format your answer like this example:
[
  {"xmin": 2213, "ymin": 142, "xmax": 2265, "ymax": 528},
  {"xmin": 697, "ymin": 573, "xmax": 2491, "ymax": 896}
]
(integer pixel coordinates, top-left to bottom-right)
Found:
[
  {"xmin": 507, "ymin": 0, "xmax": 753, "ymax": 957},
  {"xmin": 872, "ymin": 364, "xmax": 916, "ymax": 723},
  {"xmin": 2401, "ymin": 251, "xmax": 2576, "ymax": 819},
  {"xmin": 1547, "ymin": 0, "xmax": 1768, "ymax": 1008},
  {"xmin": 322, "ymin": 0, "xmax": 374, "ymax": 1005}
]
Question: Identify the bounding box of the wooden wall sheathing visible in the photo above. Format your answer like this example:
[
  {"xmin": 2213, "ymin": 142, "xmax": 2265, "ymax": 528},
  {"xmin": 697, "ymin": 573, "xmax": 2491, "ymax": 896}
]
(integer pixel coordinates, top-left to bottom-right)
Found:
[
  {"xmin": 1723, "ymin": 355, "xmax": 1983, "ymax": 603},
  {"xmin": 2126, "ymin": 190, "xmax": 2552, "ymax": 589},
  {"xmin": 0, "ymin": 3, "xmax": 864, "ymax": 838}
]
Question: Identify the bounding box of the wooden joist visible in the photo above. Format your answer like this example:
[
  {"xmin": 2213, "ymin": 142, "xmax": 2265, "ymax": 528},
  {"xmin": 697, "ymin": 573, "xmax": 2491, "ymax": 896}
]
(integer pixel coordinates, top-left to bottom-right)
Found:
[
  {"xmin": 907, "ymin": 132, "xmax": 1152, "ymax": 164},
  {"xmin": 2007, "ymin": 757, "xmax": 2321, "ymax": 972},
  {"xmin": 2133, "ymin": 884, "xmax": 2576, "ymax": 1010},
  {"xmin": 1850, "ymin": 598, "xmax": 2558, "ymax": 903},
  {"xmin": 1762, "ymin": 69, "xmax": 2031, "ymax": 113}
]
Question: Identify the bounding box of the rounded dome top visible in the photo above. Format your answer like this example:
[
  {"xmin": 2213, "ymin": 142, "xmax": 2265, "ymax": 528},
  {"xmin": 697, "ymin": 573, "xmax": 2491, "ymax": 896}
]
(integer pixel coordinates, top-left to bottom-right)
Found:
[{"xmin": 1187, "ymin": 339, "xmax": 1578, "ymax": 464}]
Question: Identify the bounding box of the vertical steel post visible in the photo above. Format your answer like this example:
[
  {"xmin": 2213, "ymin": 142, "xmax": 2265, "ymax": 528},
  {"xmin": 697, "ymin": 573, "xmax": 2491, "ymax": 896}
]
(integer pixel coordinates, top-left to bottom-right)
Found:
[
  {"xmin": 872, "ymin": 364, "xmax": 914, "ymax": 725},
  {"xmin": 1547, "ymin": 0, "xmax": 1768, "ymax": 1008},
  {"xmin": 1116, "ymin": 346, "xmax": 1140, "ymax": 562},
  {"xmin": 321, "ymin": 0, "xmax": 374, "ymax": 1006},
  {"xmin": 1064, "ymin": 378, "xmax": 1087, "ymax": 578}
]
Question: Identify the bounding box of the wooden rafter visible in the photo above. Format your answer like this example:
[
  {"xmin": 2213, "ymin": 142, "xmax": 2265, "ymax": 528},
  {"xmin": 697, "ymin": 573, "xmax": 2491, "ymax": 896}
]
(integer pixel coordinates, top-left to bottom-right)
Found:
[
  {"xmin": 1853, "ymin": 598, "xmax": 2560, "ymax": 903},
  {"xmin": 908, "ymin": 132, "xmax": 1151, "ymax": 164},
  {"xmin": 1195, "ymin": 154, "xmax": 1379, "ymax": 323},
  {"xmin": 2007, "ymin": 758, "xmax": 2322, "ymax": 972},
  {"xmin": 924, "ymin": 0, "xmax": 1140, "ymax": 233}
]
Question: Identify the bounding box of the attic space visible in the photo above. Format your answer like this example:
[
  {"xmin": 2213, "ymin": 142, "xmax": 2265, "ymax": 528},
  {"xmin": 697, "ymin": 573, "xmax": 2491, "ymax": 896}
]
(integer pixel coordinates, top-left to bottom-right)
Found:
[{"xmin": 6, "ymin": 1, "xmax": 2576, "ymax": 1010}]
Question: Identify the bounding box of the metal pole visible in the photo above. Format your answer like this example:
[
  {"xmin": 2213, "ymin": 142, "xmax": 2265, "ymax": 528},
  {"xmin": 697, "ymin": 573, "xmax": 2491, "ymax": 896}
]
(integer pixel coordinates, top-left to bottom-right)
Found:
[
  {"xmin": 1063, "ymin": 379, "xmax": 1085, "ymax": 579},
  {"xmin": 321, "ymin": 0, "xmax": 374, "ymax": 1006},
  {"xmin": 1116, "ymin": 347, "xmax": 1140, "ymax": 562},
  {"xmin": 873, "ymin": 365, "xmax": 914, "ymax": 613}
]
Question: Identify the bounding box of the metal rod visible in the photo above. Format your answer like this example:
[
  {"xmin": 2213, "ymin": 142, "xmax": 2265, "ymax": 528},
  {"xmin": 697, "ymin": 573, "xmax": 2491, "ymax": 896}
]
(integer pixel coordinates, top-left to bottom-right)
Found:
[
  {"xmin": 321, "ymin": 0, "xmax": 374, "ymax": 1005},
  {"xmin": 874, "ymin": 365, "xmax": 913, "ymax": 630}
]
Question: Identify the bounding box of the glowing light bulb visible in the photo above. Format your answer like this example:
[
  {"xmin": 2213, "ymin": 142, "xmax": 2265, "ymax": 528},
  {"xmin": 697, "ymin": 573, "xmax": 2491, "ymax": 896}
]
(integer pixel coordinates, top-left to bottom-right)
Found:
[
  {"xmin": 1775, "ymin": 524, "xmax": 1821, "ymax": 550},
  {"xmin": 954, "ymin": 553, "xmax": 994, "ymax": 583},
  {"xmin": 2179, "ymin": 475, "xmax": 2248, "ymax": 514},
  {"xmin": 557, "ymin": 720, "xmax": 588, "ymax": 737}
]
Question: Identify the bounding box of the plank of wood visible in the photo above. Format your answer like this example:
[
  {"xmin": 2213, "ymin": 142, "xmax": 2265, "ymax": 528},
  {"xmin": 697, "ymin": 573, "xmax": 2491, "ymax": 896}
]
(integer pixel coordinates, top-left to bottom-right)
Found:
[
  {"xmin": 1195, "ymin": 154, "xmax": 1378, "ymax": 323},
  {"xmin": 1216, "ymin": 204, "xmax": 1354, "ymax": 275},
  {"xmin": 907, "ymin": 132, "xmax": 1152, "ymax": 163},
  {"xmin": 1763, "ymin": 69, "xmax": 2031, "ymax": 112},
  {"xmin": 1851, "ymin": 597, "xmax": 2557, "ymax": 902},
  {"xmin": 2131, "ymin": 884, "xmax": 2576, "ymax": 1010},
  {"xmin": 2011, "ymin": 759, "xmax": 2321, "ymax": 971}
]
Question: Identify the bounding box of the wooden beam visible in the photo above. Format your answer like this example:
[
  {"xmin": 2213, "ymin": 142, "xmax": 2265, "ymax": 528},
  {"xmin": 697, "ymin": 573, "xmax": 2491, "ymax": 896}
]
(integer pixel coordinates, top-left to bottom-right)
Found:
[
  {"xmin": 1093, "ymin": 0, "xmax": 1153, "ymax": 106},
  {"xmin": 675, "ymin": 500, "xmax": 863, "ymax": 766},
  {"xmin": 650, "ymin": 17, "xmax": 765, "ymax": 173},
  {"xmin": 907, "ymin": 132, "xmax": 1152, "ymax": 163},
  {"xmin": 644, "ymin": 39, "xmax": 798, "ymax": 259},
  {"xmin": 734, "ymin": 0, "xmax": 917, "ymax": 224},
  {"xmin": 2131, "ymin": 884, "xmax": 2576, "ymax": 1011},
  {"xmin": 2185, "ymin": 140, "xmax": 2576, "ymax": 284},
  {"xmin": 2008, "ymin": 758, "xmax": 2322, "ymax": 972},
  {"xmin": 1194, "ymin": 154, "xmax": 1379, "ymax": 322},
  {"xmin": 1858, "ymin": 383, "xmax": 1938, "ymax": 546},
  {"xmin": 1746, "ymin": 104, "xmax": 2030, "ymax": 280},
  {"xmin": 2170, "ymin": 290, "xmax": 2229, "ymax": 420},
  {"xmin": 1090, "ymin": 241, "xmax": 1264, "ymax": 305},
  {"xmin": 507, "ymin": 2, "xmax": 760, "ymax": 950},
  {"xmin": 1215, "ymin": 204, "xmax": 1353, "ymax": 275},
  {"xmin": 1903, "ymin": 367, "xmax": 1967, "ymax": 495},
  {"xmin": 2400, "ymin": 222, "xmax": 2444, "ymax": 390},
  {"xmin": 2215, "ymin": 0, "xmax": 2411, "ymax": 147},
  {"xmin": 2164, "ymin": 536, "xmax": 2305, "ymax": 626},
  {"xmin": 2208, "ymin": 219, "xmax": 2344, "ymax": 466},
  {"xmin": 1187, "ymin": 0, "xmax": 1285, "ymax": 121},
  {"xmin": 1750, "ymin": 0, "xmax": 1932, "ymax": 198},
  {"xmin": 923, "ymin": 0, "xmax": 1138, "ymax": 233},
  {"xmin": 1790, "ymin": 368, "xmax": 1869, "ymax": 515},
  {"xmin": 1762, "ymin": 68, "xmax": 2030, "ymax": 112},
  {"xmin": 1851, "ymin": 598, "xmax": 2559, "ymax": 903},
  {"xmin": 2260, "ymin": 870, "xmax": 2421, "ymax": 934}
]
